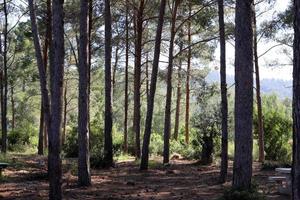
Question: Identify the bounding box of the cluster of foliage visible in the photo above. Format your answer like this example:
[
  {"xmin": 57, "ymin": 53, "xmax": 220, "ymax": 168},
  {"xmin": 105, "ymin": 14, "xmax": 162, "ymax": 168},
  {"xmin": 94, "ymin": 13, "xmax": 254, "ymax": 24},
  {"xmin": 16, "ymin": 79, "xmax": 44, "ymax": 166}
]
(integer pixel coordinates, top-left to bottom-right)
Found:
[{"xmin": 253, "ymin": 94, "xmax": 292, "ymax": 164}]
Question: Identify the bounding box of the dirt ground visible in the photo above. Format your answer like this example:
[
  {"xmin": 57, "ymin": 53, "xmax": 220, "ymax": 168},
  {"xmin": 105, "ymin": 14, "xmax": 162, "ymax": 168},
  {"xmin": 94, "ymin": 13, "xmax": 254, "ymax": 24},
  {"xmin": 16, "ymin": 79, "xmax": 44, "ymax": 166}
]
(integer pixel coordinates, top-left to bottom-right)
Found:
[{"xmin": 0, "ymin": 155, "xmax": 291, "ymax": 200}]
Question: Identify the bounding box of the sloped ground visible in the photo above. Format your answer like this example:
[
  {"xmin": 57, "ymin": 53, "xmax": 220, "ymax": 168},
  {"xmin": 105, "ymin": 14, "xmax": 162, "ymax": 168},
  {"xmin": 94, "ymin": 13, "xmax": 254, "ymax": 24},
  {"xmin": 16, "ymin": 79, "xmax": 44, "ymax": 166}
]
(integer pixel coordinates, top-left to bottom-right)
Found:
[{"xmin": 0, "ymin": 155, "xmax": 290, "ymax": 200}]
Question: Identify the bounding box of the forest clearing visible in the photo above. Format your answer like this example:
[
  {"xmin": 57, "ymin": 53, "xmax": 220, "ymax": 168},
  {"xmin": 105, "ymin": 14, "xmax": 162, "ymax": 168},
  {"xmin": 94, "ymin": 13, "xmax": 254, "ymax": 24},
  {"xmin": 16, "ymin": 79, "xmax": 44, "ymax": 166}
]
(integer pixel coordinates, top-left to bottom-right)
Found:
[
  {"xmin": 0, "ymin": 0, "xmax": 300, "ymax": 199},
  {"xmin": 0, "ymin": 154, "xmax": 290, "ymax": 200}
]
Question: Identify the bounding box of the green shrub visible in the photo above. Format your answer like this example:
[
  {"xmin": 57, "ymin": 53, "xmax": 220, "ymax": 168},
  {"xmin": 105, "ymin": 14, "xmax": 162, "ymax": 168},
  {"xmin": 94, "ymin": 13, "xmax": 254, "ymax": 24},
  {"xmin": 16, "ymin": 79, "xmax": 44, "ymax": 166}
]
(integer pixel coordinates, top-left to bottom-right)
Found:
[
  {"xmin": 63, "ymin": 127, "xmax": 78, "ymax": 158},
  {"xmin": 253, "ymin": 94, "xmax": 292, "ymax": 163},
  {"xmin": 7, "ymin": 125, "xmax": 38, "ymax": 152},
  {"xmin": 149, "ymin": 132, "xmax": 163, "ymax": 156}
]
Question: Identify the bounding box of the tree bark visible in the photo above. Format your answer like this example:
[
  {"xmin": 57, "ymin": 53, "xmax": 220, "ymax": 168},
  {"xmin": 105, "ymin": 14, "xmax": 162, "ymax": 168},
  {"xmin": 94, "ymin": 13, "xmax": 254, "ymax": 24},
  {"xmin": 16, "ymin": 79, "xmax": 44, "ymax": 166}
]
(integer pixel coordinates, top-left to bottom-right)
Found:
[
  {"xmin": 78, "ymin": 0, "xmax": 91, "ymax": 186},
  {"xmin": 48, "ymin": 0, "xmax": 64, "ymax": 197},
  {"xmin": 293, "ymin": 1, "xmax": 300, "ymax": 199},
  {"xmin": 42, "ymin": 0, "xmax": 52, "ymax": 150},
  {"xmin": 104, "ymin": 0, "xmax": 113, "ymax": 167},
  {"xmin": 253, "ymin": 6, "xmax": 265, "ymax": 163},
  {"xmin": 163, "ymin": 0, "xmax": 180, "ymax": 164},
  {"xmin": 28, "ymin": 0, "xmax": 51, "ymax": 156},
  {"xmin": 10, "ymin": 85, "xmax": 15, "ymax": 131},
  {"xmin": 233, "ymin": 0, "xmax": 254, "ymax": 190},
  {"xmin": 140, "ymin": 0, "xmax": 167, "ymax": 170},
  {"xmin": 218, "ymin": 0, "xmax": 228, "ymax": 184},
  {"xmin": 62, "ymin": 80, "xmax": 67, "ymax": 146},
  {"xmin": 133, "ymin": 0, "xmax": 144, "ymax": 158},
  {"xmin": 39, "ymin": 100, "xmax": 45, "ymax": 155},
  {"xmin": 1, "ymin": 0, "xmax": 8, "ymax": 153},
  {"xmin": 173, "ymin": 42, "xmax": 182, "ymax": 141},
  {"xmin": 185, "ymin": 4, "xmax": 192, "ymax": 145},
  {"xmin": 123, "ymin": 1, "xmax": 129, "ymax": 153}
]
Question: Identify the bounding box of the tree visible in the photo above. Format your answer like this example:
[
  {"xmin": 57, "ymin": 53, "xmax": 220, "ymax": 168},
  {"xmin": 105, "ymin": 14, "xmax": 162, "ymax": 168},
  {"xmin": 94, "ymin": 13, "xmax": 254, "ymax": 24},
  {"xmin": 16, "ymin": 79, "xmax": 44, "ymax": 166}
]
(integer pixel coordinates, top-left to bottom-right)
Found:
[
  {"xmin": 293, "ymin": 0, "xmax": 300, "ymax": 199},
  {"xmin": 233, "ymin": 0, "xmax": 254, "ymax": 190},
  {"xmin": 48, "ymin": 0, "xmax": 64, "ymax": 198},
  {"xmin": 104, "ymin": 0, "xmax": 113, "ymax": 167},
  {"xmin": 185, "ymin": 3, "xmax": 192, "ymax": 144},
  {"xmin": 1, "ymin": 0, "xmax": 8, "ymax": 153},
  {"xmin": 173, "ymin": 41, "xmax": 183, "ymax": 141},
  {"xmin": 133, "ymin": 0, "xmax": 145, "ymax": 158},
  {"xmin": 253, "ymin": 3, "xmax": 265, "ymax": 163},
  {"xmin": 28, "ymin": 0, "xmax": 51, "ymax": 156},
  {"xmin": 123, "ymin": 0, "xmax": 129, "ymax": 153},
  {"xmin": 218, "ymin": 0, "xmax": 228, "ymax": 183},
  {"xmin": 78, "ymin": 0, "xmax": 91, "ymax": 186},
  {"xmin": 140, "ymin": 0, "xmax": 167, "ymax": 170},
  {"xmin": 163, "ymin": 0, "xmax": 181, "ymax": 164}
]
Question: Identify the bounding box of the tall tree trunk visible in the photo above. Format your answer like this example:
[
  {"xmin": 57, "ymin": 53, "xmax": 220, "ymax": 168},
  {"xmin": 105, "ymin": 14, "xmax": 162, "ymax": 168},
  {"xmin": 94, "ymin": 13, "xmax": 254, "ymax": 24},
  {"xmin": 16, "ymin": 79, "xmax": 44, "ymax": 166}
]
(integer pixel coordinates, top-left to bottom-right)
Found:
[
  {"xmin": 88, "ymin": 0, "xmax": 92, "ymax": 129},
  {"xmin": 253, "ymin": 7, "xmax": 265, "ymax": 163},
  {"xmin": 233, "ymin": 0, "xmax": 254, "ymax": 190},
  {"xmin": 218, "ymin": 0, "xmax": 228, "ymax": 183},
  {"xmin": 42, "ymin": 0, "xmax": 52, "ymax": 150},
  {"xmin": 112, "ymin": 46, "xmax": 119, "ymax": 91},
  {"xmin": 185, "ymin": 5, "xmax": 191, "ymax": 145},
  {"xmin": 173, "ymin": 42, "xmax": 182, "ymax": 141},
  {"xmin": 48, "ymin": 0, "xmax": 64, "ymax": 197},
  {"xmin": 78, "ymin": 0, "xmax": 91, "ymax": 186},
  {"xmin": 163, "ymin": 0, "xmax": 180, "ymax": 164},
  {"xmin": 39, "ymin": 101, "xmax": 45, "ymax": 155},
  {"xmin": 146, "ymin": 53, "xmax": 149, "ymax": 99},
  {"xmin": 123, "ymin": 1, "xmax": 129, "ymax": 153},
  {"xmin": 104, "ymin": 0, "xmax": 113, "ymax": 167},
  {"xmin": 10, "ymin": 85, "xmax": 15, "ymax": 131},
  {"xmin": 62, "ymin": 80, "xmax": 67, "ymax": 146},
  {"xmin": 293, "ymin": 1, "xmax": 300, "ymax": 199},
  {"xmin": 0, "ymin": 32, "xmax": 3, "ymax": 152},
  {"xmin": 140, "ymin": 0, "xmax": 167, "ymax": 170},
  {"xmin": 1, "ymin": 0, "xmax": 8, "ymax": 153},
  {"xmin": 133, "ymin": 0, "xmax": 144, "ymax": 158},
  {"xmin": 28, "ymin": 0, "xmax": 51, "ymax": 156}
]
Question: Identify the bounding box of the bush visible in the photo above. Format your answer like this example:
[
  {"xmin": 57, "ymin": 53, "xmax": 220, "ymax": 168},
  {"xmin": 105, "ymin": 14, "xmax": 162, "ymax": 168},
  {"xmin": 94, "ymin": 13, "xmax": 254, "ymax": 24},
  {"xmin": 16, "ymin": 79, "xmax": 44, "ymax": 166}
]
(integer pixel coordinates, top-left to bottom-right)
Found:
[
  {"xmin": 253, "ymin": 94, "xmax": 292, "ymax": 163},
  {"xmin": 149, "ymin": 132, "xmax": 164, "ymax": 156},
  {"xmin": 220, "ymin": 185, "xmax": 265, "ymax": 200},
  {"xmin": 7, "ymin": 125, "xmax": 38, "ymax": 152},
  {"xmin": 63, "ymin": 127, "xmax": 78, "ymax": 158}
]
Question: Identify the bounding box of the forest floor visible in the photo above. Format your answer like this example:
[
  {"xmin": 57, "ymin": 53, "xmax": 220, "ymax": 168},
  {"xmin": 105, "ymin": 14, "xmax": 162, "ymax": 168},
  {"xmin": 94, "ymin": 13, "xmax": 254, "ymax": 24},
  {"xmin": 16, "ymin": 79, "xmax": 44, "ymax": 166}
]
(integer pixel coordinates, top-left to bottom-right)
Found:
[{"xmin": 0, "ymin": 154, "xmax": 291, "ymax": 200}]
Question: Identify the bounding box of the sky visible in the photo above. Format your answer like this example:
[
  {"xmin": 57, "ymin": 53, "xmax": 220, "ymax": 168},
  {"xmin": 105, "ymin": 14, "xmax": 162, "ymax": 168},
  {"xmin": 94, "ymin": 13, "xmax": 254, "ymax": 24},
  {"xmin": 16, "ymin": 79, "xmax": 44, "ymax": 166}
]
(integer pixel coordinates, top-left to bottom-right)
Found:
[
  {"xmin": 211, "ymin": 0, "xmax": 292, "ymax": 81},
  {"xmin": 8, "ymin": 0, "xmax": 293, "ymax": 80}
]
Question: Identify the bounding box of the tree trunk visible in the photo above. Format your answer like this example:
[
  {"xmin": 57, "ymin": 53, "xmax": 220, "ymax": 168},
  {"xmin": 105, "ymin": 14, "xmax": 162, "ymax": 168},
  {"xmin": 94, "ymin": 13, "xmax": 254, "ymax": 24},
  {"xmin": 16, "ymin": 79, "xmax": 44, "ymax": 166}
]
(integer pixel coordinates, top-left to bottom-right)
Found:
[
  {"xmin": 104, "ymin": 0, "xmax": 113, "ymax": 167},
  {"xmin": 133, "ymin": 0, "xmax": 144, "ymax": 158},
  {"xmin": 253, "ymin": 7, "xmax": 265, "ymax": 163},
  {"xmin": 48, "ymin": 0, "xmax": 64, "ymax": 197},
  {"xmin": 140, "ymin": 0, "xmax": 167, "ymax": 170},
  {"xmin": 218, "ymin": 0, "xmax": 228, "ymax": 183},
  {"xmin": 1, "ymin": 0, "xmax": 8, "ymax": 153},
  {"xmin": 173, "ymin": 41, "xmax": 183, "ymax": 141},
  {"xmin": 233, "ymin": 0, "xmax": 254, "ymax": 190},
  {"xmin": 10, "ymin": 85, "xmax": 15, "ymax": 131},
  {"xmin": 62, "ymin": 80, "xmax": 67, "ymax": 146},
  {"xmin": 112, "ymin": 46, "xmax": 119, "ymax": 91},
  {"xmin": 146, "ymin": 53, "xmax": 149, "ymax": 99},
  {"xmin": 293, "ymin": 1, "xmax": 300, "ymax": 199},
  {"xmin": 78, "ymin": 0, "xmax": 91, "ymax": 186},
  {"xmin": 39, "ymin": 100, "xmax": 44, "ymax": 155},
  {"xmin": 185, "ymin": 4, "xmax": 191, "ymax": 145},
  {"xmin": 42, "ymin": 0, "xmax": 52, "ymax": 150},
  {"xmin": 163, "ymin": 0, "xmax": 180, "ymax": 164},
  {"xmin": 123, "ymin": 1, "xmax": 129, "ymax": 153},
  {"xmin": 28, "ymin": 0, "xmax": 51, "ymax": 157}
]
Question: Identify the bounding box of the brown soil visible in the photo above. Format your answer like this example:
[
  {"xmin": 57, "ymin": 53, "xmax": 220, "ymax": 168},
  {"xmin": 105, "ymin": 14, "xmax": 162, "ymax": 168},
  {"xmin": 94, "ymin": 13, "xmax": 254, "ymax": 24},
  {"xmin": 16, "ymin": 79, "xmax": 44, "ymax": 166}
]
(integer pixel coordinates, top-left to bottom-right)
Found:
[{"xmin": 0, "ymin": 155, "xmax": 291, "ymax": 199}]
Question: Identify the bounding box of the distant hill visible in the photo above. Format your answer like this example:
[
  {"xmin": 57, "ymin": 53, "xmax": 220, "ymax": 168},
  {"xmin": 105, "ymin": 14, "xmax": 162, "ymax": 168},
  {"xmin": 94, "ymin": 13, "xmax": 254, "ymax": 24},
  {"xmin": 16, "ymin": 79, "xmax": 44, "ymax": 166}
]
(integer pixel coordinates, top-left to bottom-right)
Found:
[{"xmin": 206, "ymin": 71, "xmax": 292, "ymax": 99}]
